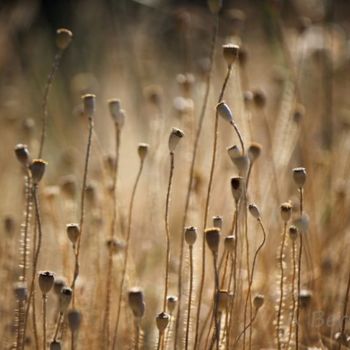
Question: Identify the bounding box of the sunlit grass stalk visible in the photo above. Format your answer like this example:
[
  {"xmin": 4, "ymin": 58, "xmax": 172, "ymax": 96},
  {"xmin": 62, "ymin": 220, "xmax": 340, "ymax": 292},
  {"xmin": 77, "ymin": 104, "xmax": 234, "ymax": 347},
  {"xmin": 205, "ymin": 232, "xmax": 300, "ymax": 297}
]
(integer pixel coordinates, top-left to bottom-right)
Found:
[
  {"xmin": 174, "ymin": 14, "xmax": 218, "ymax": 350},
  {"xmin": 185, "ymin": 244, "xmax": 194, "ymax": 350}
]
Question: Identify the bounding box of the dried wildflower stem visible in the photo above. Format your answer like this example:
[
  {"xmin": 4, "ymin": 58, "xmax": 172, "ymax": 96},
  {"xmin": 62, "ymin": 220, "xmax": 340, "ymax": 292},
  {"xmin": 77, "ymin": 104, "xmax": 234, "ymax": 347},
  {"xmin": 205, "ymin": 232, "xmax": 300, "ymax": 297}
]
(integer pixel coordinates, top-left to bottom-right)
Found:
[
  {"xmin": 233, "ymin": 310, "xmax": 259, "ymax": 347},
  {"xmin": 103, "ymin": 124, "xmax": 121, "ymax": 348},
  {"xmin": 241, "ymin": 218, "xmax": 266, "ymax": 348},
  {"xmin": 338, "ymin": 268, "xmax": 350, "ymax": 350},
  {"xmin": 42, "ymin": 295, "xmax": 47, "ymax": 350},
  {"xmin": 212, "ymin": 254, "xmax": 220, "ymax": 350},
  {"xmin": 229, "ymin": 120, "xmax": 245, "ymax": 154},
  {"xmin": 185, "ymin": 245, "xmax": 194, "ymax": 350},
  {"xmin": 53, "ymin": 313, "xmax": 63, "ymax": 341},
  {"xmin": 174, "ymin": 15, "xmax": 218, "ymax": 350},
  {"xmin": 194, "ymin": 60, "xmax": 233, "ymax": 350},
  {"xmin": 38, "ymin": 50, "xmax": 63, "ymax": 158},
  {"xmin": 71, "ymin": 116, "xmax": 94, "ymax": 301},
  {"xmin": 112, "ymin": 157, "xmax": 145, "ymax": 349},
  {"xmin": 277, "ymin": 222, "xmax": 288, "ymax": 350},
  {"xmin": 163, "ymin": 152, "xmax": 175, "ymax": 312}
]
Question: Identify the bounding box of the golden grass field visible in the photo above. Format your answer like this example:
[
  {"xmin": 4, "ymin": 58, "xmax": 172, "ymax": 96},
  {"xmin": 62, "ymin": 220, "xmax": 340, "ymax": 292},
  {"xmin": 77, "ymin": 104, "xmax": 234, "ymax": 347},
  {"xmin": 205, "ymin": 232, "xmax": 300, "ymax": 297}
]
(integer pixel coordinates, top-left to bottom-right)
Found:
[{"xmin": 0, "ymin": 0, "xmax": 350, "ymax": 349}]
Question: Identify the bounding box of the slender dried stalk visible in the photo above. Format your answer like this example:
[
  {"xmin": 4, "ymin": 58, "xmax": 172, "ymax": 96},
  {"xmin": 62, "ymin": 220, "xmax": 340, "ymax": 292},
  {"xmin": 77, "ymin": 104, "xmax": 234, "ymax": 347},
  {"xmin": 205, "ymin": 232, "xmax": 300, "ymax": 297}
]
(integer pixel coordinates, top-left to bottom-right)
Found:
[
  {"xmin": 112, "ymin": 156, "xmax": 145, "ymax": 349},
  {"xmin": 185, "ymin": 245, "xmax": 194, "ymax": 350},
  {"xmin": 174, "ymin": 15, "xmax": 218, "ymax": 349},
  {"xmin": 42, "ymin": 295, "xmax": 47, "ymax": 350}
]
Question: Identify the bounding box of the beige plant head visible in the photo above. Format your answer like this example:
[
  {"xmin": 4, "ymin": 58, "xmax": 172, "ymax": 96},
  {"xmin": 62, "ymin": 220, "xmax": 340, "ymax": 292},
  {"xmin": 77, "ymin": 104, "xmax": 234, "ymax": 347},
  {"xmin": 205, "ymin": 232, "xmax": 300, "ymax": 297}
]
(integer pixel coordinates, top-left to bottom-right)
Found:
[
  {"xmin": 14, "ymin": 282, "xmax": 28, "ymax": 301},
  {"xmin": 292, "ymin": 167, "xmax": 307, "ymax": 188},
  {"xmin": 67, "ymin": 309, "xmax": 82, "ymax": 332},
  {"xmin": 59, "ymin": 286, "xmax": 73, "ymax": 313},
  {"xmin": 184, "ymin": 226, "xmax": 197, "ymax": 246},
  {"xmin": 56, "ymin": 28, "xmax": 73, "ymax": 50},
  {"xmin": 30, "ymin": 159, "xmax": 47, "ymax": 185},
  {"xmin": 253, "ymin": 294, "xmax": 264, "ymax": 309},
  {"xmin": 253, "ymin": 89, "xmax": 266, "ymax": 109},
  {"xmin": 53, "ymin": 277, "xmax": 66, "ymax": 296},
  {"xmin": 60, "ymin": 175, "xmax": 77, "ymax": 199},
  {"xmin": 50, "ymin": 341, "xmax": 62, "ymax": 350},
  {"xmin": 205, "ymin": 227, "xmax": 220, "ymax": 254},
  {"xmin": 207, "ymin": 0, "xmax": 222, "ymax": 14},
  {"xmin": 288, "ymin": 225, "xmax": 298, "ymax": 241},
  {"xmin": 230, "ymin": 177, "xmax": 244, "ymax": 203},
  {"xmin": 298, "ymin": 289, "xmax": 312, "ymax": 309},
  {"xmin": 14, "ymin": 144, "xmax": 30, "ymax": 167},
  {"xmin": 38, "ymin": 271, "xmax": 55, "ymax": 295},
  {"xmin": 248, "ymin": 143, "xmax": 262, "ymax": 163},
  {"xmin": 222, "ymin": 44, "xmax": 240, "ymax": 66},
  {"xmin": 66, "ymin": 223, "xmax": 80, "ymax": 245},
  {"xmin": 167, "ymin": 296, "xmax": 178, "ymax": 314},
  {"xmin": 217, "ymin": 101, "xmax": 233, "ymax": 124},
  {"xmin": 248, "ymin": 203, "xmax": 260, "ymax": 219},
  {"xmin": 82, "ymin": 94, "xmax": 96, "ymax": 118},
  {"xmin": 156, "ymin": 311, "xmax": 170, "ymax": 333},
  {"xmin": 128, "ymin": 288, "xmax": 145, "ymax": 318},
  {"xmin": 212, "ymin": 216, "xmax": 223, "ymax": 229},
  {"xmin": 227, "ymin": 145, "xmax": 241, "ymax": 161},
  {"xmin": 217, "ymin": 290, "xmax": 230, "ymax": 313},
  {"xmin": 138, "ymin": 143, "xmax": 149, "ymax": 161},
  {"xmin": 224, "ymin": 235, "xmax": 235, "ymax": 253},
  {"xmin": 280, "ymin": 202, "xmax": 292, "ymax": 222},
  {"xmin": 108, "ymin": 99, "xmax": 125, "ymax": 128},
  {"xmin": 168, "ymin": 127, "xmax": 184, "ymax": 153}
]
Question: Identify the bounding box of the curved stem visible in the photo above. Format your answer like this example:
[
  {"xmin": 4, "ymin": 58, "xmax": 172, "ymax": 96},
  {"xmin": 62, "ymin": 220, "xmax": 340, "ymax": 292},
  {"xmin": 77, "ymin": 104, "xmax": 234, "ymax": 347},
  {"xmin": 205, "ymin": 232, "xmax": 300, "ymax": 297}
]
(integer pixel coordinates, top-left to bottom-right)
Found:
[
  {"xmin": 230, "ymin": 121, "xmax": 245, "ymax": 155},
  {"xmin": 112, "ymin": 158, "xmax": 145, "ymax": 349}
]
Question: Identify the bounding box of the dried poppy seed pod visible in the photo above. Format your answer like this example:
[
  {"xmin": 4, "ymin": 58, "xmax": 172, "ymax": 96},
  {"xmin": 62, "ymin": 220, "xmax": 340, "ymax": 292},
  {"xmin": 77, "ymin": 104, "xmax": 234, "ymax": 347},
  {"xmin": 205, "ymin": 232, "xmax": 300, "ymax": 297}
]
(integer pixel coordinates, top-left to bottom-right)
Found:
[
  {"xmin": 138, "ymin": 143, "xmax": 149, "ymax": 161},
  {"xmin": 298, "ymin": 289, "xmax": 312, "ymax": 309},
  {"xmin": 224, "ymin": 235, "xmax": 235, "ymax": 253},
  {"xmin": 56, "ymin": 28, "xmax": 73, "ymax": 50},
  {"xmin": 205, "ymin": 227, "xmax": 220, "ymax": 254},
  {"xmin": 280, "ymin": 202, "xmax": 292, "ymax": 222},
  {"xmin": 292, "ymin": 167, "xmax": 307, "ymax": 188},
  {"xmin": 167, "ymin": 296, "xmax": 177, "ymax": 314},
  {"xmin": 248, "ymin": 204, "xmax": 260, "ymax": 219},
  {"xmin": 128, "ymin": 288, "xmax": 145, "ymax": 318},
  {"xmin": 50, "ymin": 340, "xmax": 62, "ymax": 350},
  {"xmin": 248, "ymin": 143, "xmax": 262, "ymax": 163},
  {"xmin": 53, "ymin": 277, "xmax": 66, "ymax": 295},
  {"xmin": 227, "ymin": 145, "xmax": 241, "ymax": 161},
  {"xmin": 230, "ymin": 177, "xmax": 244, "ymax": 203},
  {"xmin": 156, "ymin": 312, "xmax": 170, "ymax": 333},
  {"xmin": 334, "ymin": 332, "xmax": 348, "ymax": 346},
  {"xmin": 168, "ymin": 128, "xmax": 184, "ymax": 153},
  {"xmin": 185, "ymin": 226, "xmax": 197, "ymax": 246},
  {"xmin": 222, "ymin": 44, "xmax": 240, "ymax": 66},
  {"xmin": 59, "ymin": 287, "xmax": 73, "ymax": 313},
  {"xmin": 207, "ymin": 0, "xmax": 222, "ymax": 14},
  {"xmin": 30, "ymin": 159, "xmax": 47, "ymax": 185},
  {"xmin": 253, "ymin": 89, "xmax": 266, "ymax": 109},
  {"xmin": 217, "ymin": 102, "xmax": 233, "ymax": 124},
  {"xmin": 288, "ymin": 225, "xmax": 298, "ymax": 241},
  {"xmin": 66, "ymin": 224, "xmax": 80, "ymax": 245},
  {"xmin": 14, "ymin": 282, "xmax": 28, "ymax": 301},
  {"xmin": 14, "ymin": 144, "xmax": 30, "ymax": 166},
  {"xmin": 82, "ymin": 94, "xmax": 96, "ymax": 118},
  {"xmin": 108, "ymin": 99, "xmax": 125, "ymax": 128},
  {"xmin": 217, "ymin": 290, "xmax": 229, "ymax": 313},
  {"xmin": 253, "ymin": 294, "xmax": 264, "ymax": 309},
  {"xmin": 212, "ymin": 216, "xmax": 223, "ymax": 229},
  {"xmin": 38, "ymin": 271, "xmax": 55, "ymax": 294},
  {"xmin": 67, "ymin": 309, "xmax": 82, "ymax": 332}
]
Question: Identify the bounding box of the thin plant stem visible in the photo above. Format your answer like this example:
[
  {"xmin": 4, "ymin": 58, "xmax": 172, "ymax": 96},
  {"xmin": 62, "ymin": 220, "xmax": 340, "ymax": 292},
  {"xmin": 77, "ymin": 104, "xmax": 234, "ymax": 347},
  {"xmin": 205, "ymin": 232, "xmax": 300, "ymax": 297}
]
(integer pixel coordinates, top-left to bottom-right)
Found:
[
  {"xmin": 42, "ymin": 294, "xmax": 47, "ymax": 350},
  {"xmin": 53, "ymin": 313, "xmax": 63, "ymax": 342},
  {"xmin": 338, "ymin": 268, "xmax": 350, "ymax": 350},
  {"xmin": 175, "ymin": 15, "xmax": 218, "ymax": 350},
  {"xmin": 229, "ymin": 120, "xmax": 245, "ymax": 155},
  {"xmin": 71, "ymin": 116, "xmax": 94, "ymax": 301},
  {"xmin": 194, "ymin": 60, "xmax": 233, "ymax": 350},
  {"xmin": 112, "ymin": 157, "xmax": 145, "ymax": 349},
  {"xmin": 185, "ymin": 246, "xmax": 194, "ymax": 350},
  {"xmin": 233, "ymin": 310, "xmax": 259, "ymax": 347}
]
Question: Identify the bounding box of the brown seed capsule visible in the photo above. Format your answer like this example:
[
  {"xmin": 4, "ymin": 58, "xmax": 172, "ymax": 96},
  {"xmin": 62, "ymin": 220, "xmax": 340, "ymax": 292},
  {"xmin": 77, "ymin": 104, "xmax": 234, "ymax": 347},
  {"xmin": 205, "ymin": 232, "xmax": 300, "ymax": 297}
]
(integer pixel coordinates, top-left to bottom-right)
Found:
[
  {"xmin": 108, "ymin": 99, "xmax": 125, "ymax": 128},
  {"xmin": 67, "ymin": 309, "xmax": 82, "ymax": 332},
  {"xmin": 30, "ymin": 159, "xmax": 47, "ymax": 185},
  {"xmin": 66, "ymin": 224, "xmax": 80, "ymax": 245},
  {"xmin": 38, "ymin": 271, "xmax": 55, "ymax": 294},
  {"xmin": 248, "ymin": 143, "xmax": 262, "ymax": 163},
  {"xmin": 167, "ymin": 296, "xmax": 177, "ymax": 314},
  {"xmin": 222, "ymin": 44, "xmax": 240, "ymax": 66},
  {"xmin": 230, "ymin": 177, "xmax": 244, "ymax": 203},
  {"xmin": 4, "ymin": 215, "xmax": 15, "ymax": 235},
  {"xmin": 185, "ymin": 226, "xmax": 197, "ymax": 246},
  {"xmin": 56, "ymin": 28, "xmax": 73, "ymax": 50},
  {"xmin": 205, "ymin": 227, "xmax": 220, "ymax": 254},
  {"xmin": 288, "ymin": 225, "xmax": 298, "ymax": 241},
  {"xmin": 82, "ymin": 94, "xmax": 96, "ymax": 118},
  {"xmin": 60, "ymin": 175, "xmax": 77, "ymax": 198},
  {"xmin": 224, "ymin": 235, "xmax": 235, "ymax": 253},
  {"xmin": 253, "ymin": 89, "xmax": 266, "ymax": 109},
  {"xmin": 50, "ymin": 340, "xmax": 62, "ymax": 350},
  {"xmin": 292, "ymin": 167, "xmax": 307, "ymax": 188},
  {"xmin": 168, "ymin": 128, "xmax": 184, "ymax": 153},
  {"xmin": 138, "ymin": 143, "xmax": 149, "ymax": 161},
  {"xmin": 207, "ymin": 0, "xmax": 222, "ymax": 14},
  {"xmin": 217, "ymin": 290, "xmax": 229, "ymax": 313},
  {"xmin": 227, "ymin": 145, "xmax": 241, "ymax": 161},
  {"xmin": 217, "ymin": 101, "xmax": 233, "ymax": 124},
  {"xmin": 298, "ymin": 289, "xmax": 312, "ymax": 309},
  {"xmin": 280, "ymin": 202, "xmax": 292, "ymax": 222},
  {"xmin": 212, "ymin": 216, "xmax": 223, "ymax": 229},
  {"xmin": 156, "ymin": 312, "xmax": 170, "ymax": 333},
  {"xmin": 128, "ymin": 288, "xmax": 145, "ymax": 318},
  {"xmin": 248, "ymin": 204, "xmax": 260, "ymax": 219},
  {"xmin": 334, "ymin": 332, "xmax": 347, "ymax": 345},
  {"xmin": 14, "ymin": 144, "xmax": 30, "ymax": 166},
  {"xmin": 253, "ymin": 294, "xmax": 264, "ymax": 309},
  {"xmin": 14, "ymin": 282, "xmax": 28, "ymax": 301},
  {"xmin": 53, "ymin": 277, "xmax": 66, "ymax": 295},
  {"xmin": 59, "ymin": 287, "xmax": 73, "ymax": 313}
]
